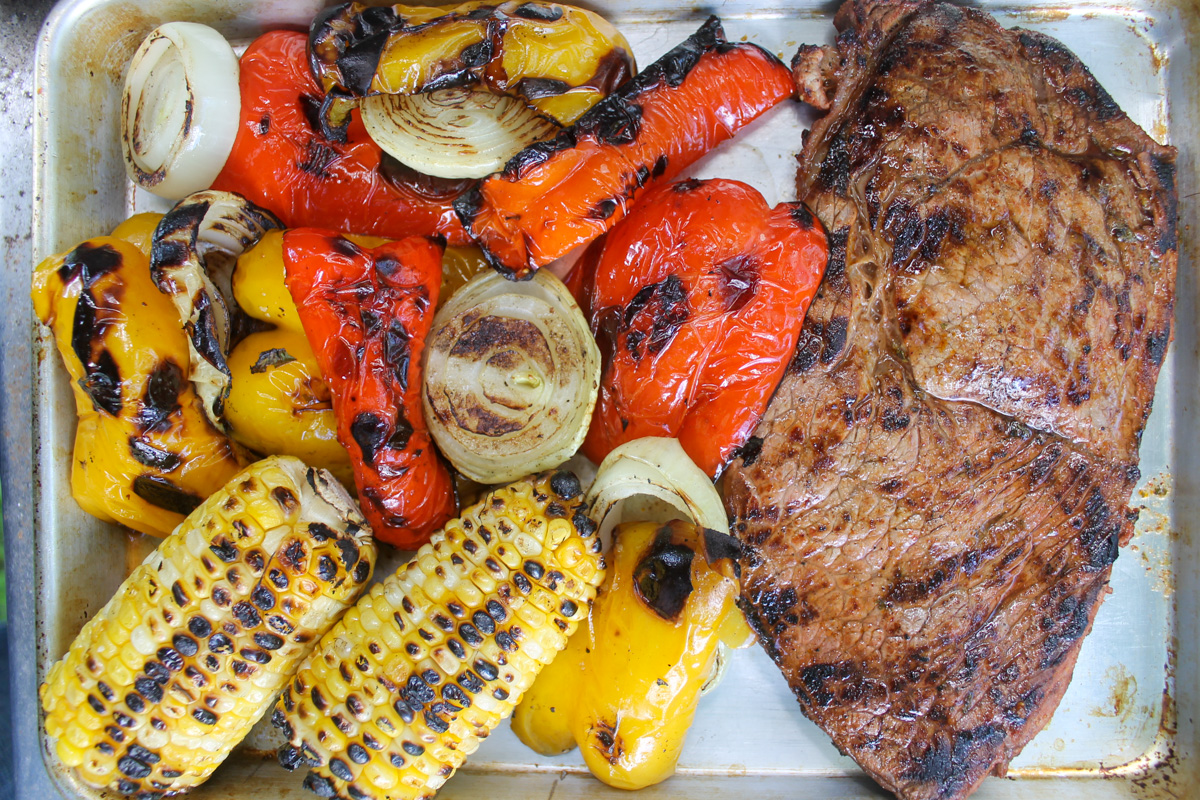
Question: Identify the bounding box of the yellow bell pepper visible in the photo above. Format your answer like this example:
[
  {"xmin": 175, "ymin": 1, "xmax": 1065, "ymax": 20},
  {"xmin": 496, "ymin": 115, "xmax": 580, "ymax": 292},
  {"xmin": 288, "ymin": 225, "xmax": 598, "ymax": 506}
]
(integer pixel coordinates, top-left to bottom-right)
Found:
[
  {"xmin": 512, "ymin": 519, "xmax": 753, "ymax": 789},
  {"xmin": 224, "ymin": 230, "xmax": 357, "ymax": 486},
  {"xmin": 310, "ymin": 1, "xmax": 636, "ymax": 127},
  {"xmin": 31, "ymin": 215, "xmax": 244, "ymax": 537}
]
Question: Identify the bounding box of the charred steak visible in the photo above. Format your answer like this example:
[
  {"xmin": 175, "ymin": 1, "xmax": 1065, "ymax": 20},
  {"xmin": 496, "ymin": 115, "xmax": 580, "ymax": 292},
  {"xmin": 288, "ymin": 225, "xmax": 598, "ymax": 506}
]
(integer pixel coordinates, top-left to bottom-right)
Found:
[{"xmin": 722, "ymin": 2, "xmax": 1177, "ymax": 799}]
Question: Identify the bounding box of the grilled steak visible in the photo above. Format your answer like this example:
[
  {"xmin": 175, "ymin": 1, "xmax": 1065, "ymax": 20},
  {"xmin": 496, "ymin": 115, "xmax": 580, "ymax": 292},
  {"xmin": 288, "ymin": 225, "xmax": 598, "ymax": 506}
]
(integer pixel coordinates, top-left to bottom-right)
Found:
[{"xmin": 722, "ymin": 2, "xmax": 1177, "ymax": 799}]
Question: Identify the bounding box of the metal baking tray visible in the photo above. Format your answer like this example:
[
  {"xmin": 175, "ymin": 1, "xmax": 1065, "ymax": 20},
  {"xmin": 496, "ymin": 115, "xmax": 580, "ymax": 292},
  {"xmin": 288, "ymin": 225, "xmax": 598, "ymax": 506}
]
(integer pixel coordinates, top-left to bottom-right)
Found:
[{"xmin": 25, "ymin": 0, "xmax": 1198, "ymax": 797}]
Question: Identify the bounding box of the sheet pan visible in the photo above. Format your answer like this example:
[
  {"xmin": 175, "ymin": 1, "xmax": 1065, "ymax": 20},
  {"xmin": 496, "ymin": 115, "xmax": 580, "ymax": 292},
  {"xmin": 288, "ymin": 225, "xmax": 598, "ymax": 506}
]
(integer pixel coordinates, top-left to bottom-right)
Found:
[{"xmin": 27, "ymin": 0, "xmax": 1200, "ymax": 797}]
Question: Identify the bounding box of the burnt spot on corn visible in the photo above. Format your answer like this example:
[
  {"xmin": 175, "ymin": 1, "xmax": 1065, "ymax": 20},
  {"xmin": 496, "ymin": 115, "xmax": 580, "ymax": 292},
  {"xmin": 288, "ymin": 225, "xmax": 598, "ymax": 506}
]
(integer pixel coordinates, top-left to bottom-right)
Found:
[
  {"xmin": 272, "ymin": 486, "xmax": 300, "ymax": 513},
  {"xmin": 280, "ymin": 538, "xmax": 309, "ymax": 572},
  {"xmin": 187, "ymin": 616, "xmax": 213, "ymax": 638},
  {"xmin": 133, "ymin": 475, "xmax": 204, "ymax": 516},
  {"xmin": 252, "ymin": 584, "xmax": 276, "ymax": 612},
  {"xmin": 232, "ymin": 601, "xmax": 262, "ymax": 629}
]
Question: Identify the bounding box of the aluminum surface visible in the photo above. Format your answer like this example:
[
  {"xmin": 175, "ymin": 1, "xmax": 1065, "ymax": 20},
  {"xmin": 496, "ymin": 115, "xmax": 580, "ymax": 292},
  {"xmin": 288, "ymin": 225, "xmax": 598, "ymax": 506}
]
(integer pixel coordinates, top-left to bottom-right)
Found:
[{"xmin": 24, "ymin": 0, "xmax": 1199, "ymax": 798}]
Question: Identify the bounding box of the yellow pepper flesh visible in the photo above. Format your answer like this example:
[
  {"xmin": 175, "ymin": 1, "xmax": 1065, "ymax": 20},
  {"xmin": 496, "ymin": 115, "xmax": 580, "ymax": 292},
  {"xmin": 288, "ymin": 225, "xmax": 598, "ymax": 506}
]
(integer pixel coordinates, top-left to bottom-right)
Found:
[
  {"xmin": 32, "ymin": 225, "xmax": 244, "ymax": 537},
  {"xmin": 319, "ymin": 2, "xmax": 635, "ymax": 127},
  {"xmin": 512, "ymin": 519, "xmax": 747, "ymax": 789},
  {"xmin": 225, "ymin": 230, "xmax": 355, "ymax": 486}
]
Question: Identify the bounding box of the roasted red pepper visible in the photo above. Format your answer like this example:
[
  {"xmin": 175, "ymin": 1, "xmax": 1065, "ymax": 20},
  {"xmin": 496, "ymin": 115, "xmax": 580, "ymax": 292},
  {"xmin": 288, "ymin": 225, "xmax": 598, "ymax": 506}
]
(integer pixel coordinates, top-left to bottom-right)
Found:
[
  {"xmin": 282, "ymin": 229, "xmax": 455, "ymax": 548},
  {"xmin": 582, "ymin": 179, "xmax": 828, "ymax": 477},
  {"xmin": 212, "ymin": 31, "xmax": 472, "ymax": 245},
  {"xmin": 455, "ymin": 17, "xmax": 795, "ymax": 278}
]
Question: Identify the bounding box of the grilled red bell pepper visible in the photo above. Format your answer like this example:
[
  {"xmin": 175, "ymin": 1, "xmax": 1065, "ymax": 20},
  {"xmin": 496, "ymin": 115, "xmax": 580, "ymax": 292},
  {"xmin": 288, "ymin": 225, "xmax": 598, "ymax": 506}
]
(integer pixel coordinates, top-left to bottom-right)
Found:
[
  {"xmin": 212, "ymin": 31, "xmax": 471, "ymax": 245},
  {"xmin": 282, "ymin": 229, "xmax": 455, "ymax": 548},
  {"xmin": 581, "ymin": 179, "xmax": 828, "ymax": 478},
  {"xmin": 454, "ymin": 17, "xmax": 795, "ymax": 278}
]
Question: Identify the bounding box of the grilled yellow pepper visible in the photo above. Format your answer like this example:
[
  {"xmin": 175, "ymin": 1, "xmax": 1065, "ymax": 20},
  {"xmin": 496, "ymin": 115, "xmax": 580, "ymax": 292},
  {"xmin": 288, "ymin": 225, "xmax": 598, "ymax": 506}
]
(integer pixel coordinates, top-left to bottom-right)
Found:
[
  {"xmin": 310, "ymin": 1, "xmax": 636, "ymax": 127},
  {"xmin": 225, "ymin": 230, "xmax": 357, "ymax": 486},
  {"xmin": 31, "ymin": 215, "xmax": 244, "ymax": 537},
  {"xmin": 512, "ymin": 519, "xmax": 753, "ymax": 789}
]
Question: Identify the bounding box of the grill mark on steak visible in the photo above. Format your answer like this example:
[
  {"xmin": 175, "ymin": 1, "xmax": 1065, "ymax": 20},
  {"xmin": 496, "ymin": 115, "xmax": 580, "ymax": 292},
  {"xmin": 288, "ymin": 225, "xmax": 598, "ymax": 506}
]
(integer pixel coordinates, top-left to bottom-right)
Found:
[{"xmin": 724, "ymin": 3, "xmax": 1175, "ymax": 799}]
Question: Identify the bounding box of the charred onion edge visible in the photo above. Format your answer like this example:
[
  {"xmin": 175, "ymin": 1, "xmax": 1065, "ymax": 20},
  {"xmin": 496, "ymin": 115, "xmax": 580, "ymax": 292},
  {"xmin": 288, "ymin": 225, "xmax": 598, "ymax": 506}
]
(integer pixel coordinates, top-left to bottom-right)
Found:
[
  {"xmin": 150, "ymin": 190, "xmax": 284, "ymax": 432},
  {"xmin": 120, "ymin": 22, "xmax": 241, "ymax": 200}
]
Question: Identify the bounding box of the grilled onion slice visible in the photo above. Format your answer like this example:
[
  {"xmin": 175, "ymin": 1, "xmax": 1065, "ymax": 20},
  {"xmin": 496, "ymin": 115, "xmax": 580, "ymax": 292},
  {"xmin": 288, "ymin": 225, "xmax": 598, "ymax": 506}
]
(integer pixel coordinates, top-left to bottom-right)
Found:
[
  {"xmin": 361, "ymin": 88, "xmax": 561, "ymax": 180},
  {"xmin": 423, "ymin": 269, "xmax": 599, "ymax": 484},
  {"xmin": 150, "ymin": 190, "xmax": 283, "ymax": 430},
  {"xmin": 586, "ymin": 437, "xmax": 729, "ymax": 549},
  {"xmin": 121, "ymin": 22, "xmax": 240, "ymax": 199}
]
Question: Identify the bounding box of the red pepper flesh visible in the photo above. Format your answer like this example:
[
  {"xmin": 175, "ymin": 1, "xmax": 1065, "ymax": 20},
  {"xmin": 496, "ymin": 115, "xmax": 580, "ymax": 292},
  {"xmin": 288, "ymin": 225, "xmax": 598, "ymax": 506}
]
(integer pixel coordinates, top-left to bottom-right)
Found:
[
  {"xmin": 582, "ymin": 179, "xmax": 829, "ymax": 478},
  {"xmin": 283, "ymin": 229, "xmax": 455, "ymax": 548},
  {"xmin": 454, "ymin": 17, "xmax": 795, "ymax": 278},
  {"xmin": 212, "ymin": 31, "xmax": 471, "ymax": 246}
]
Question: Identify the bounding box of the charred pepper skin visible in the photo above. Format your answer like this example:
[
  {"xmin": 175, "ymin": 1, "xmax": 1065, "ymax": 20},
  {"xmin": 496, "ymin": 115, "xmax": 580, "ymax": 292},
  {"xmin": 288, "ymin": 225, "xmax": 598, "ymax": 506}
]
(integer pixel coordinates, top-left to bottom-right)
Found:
[
  {"xmin": 309, "ymin": 1, "xmax": 635, "ymax": 130},
  {"xmin": 31, "ymin": 222, "xmax": 244, "ymax": 537},
  {"xmin": 454, "ymin": 16, "xmax": 796, "ymax": 279},
  {"xmin": 283, "ymin": 229, "xmax": 455, "ymax": 549},
  {"xmin": 225, "ymin": 230, "xmax": 355, "ymax": 487},
  {"xmin": 210, "ymin": 31, "xmax": 472, "ymax": 246},
  {"xmin": 581, "ymin": 179, "xmax": 829, "ymax": 478}
]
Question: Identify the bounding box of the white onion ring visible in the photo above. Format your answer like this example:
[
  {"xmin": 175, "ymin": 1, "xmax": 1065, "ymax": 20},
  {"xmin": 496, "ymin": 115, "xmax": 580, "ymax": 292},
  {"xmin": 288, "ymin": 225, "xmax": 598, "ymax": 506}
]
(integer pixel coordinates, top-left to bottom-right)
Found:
[
  {"xmin": 361, "ymin": 87, "xmax": 560, "ymax": 180},
  {"xmin": 121, "ymin": 22, "xmax": 240, "ymax": 199},
  {"xmin": 585, "ymin": 437, "xmax": 729, "ymax": 551},
  {"xmin": 423, "ymin": 269, "xmax": 599, "ymax": 484}
]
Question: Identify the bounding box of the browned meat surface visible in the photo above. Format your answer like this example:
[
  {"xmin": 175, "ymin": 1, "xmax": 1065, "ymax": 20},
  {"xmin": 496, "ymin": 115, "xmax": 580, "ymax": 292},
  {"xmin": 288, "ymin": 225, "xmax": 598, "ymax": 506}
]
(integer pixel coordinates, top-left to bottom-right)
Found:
[{"xmin": 722, "ymin": 2, "xmax": 1177, "ymax": 799}]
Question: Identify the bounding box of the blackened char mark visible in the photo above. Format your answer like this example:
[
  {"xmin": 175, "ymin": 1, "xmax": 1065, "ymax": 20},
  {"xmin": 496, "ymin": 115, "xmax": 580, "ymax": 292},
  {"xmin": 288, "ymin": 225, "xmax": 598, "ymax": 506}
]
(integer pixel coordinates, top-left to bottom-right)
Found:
[
  {"xmin": 322, "ymin": 5, "xmax": 401, "ymax": 96},
  {"xmin": 569, "ymin": 15, "xmax": 723, "ymax": 149},
  {"xmin": 633, "ymin": 525, "xmax": 696, "ymax": 621},
  {"xmin": 128, "ymin": 438, "xmax": 181, "ymax": 472},
  {"xmin": 134, "ymin": 359, "xmax": 184, "ymax": 433},
  {"xmin": 383, "ymin": 319, "xmax": 412, "ymax": 390},
  {"xmin": 297, "ymin": 140, "xmax": 340, "ymax": 178},
  {"xmin": 512, "ymin": 2, "xmax": 562, "ymax": 21},
  {"xmin": 788, "ymin": 202, "xmax": 817, "ymax": 230},
  {"xmin": 904, "ymin": 724, "xmax": 1005, "ymax": 798},
  {"xmin": 496, "ymin": 131, "xmax": 576, "ymax": 182},
  {"xmin": 733, "ymin": 435, "xmax": 763, "ymax": 467},
  {"xmin": 750, "ymin": 585, "xmax": 797, "ymax": 635},
  {"xmin": 57, "ymin": 241, "xmax": 122, "ymax": 286},
  {"xmin": 576, "ymin": 94, "xmax": 643, "ymax": 146},
  {"xmin": 701, "ymin": 528, "xmax": 742, "ymax": 573},
  {"xmin": 1146, "ymin": 323, "xmax": 1170, "ymax": 367},
  {"xmin": 1041, "ymin": 590, "xmax": 1097, "ymax": 669},
  {"xmin": 623, "ymin": 274, "xmax": 690, "ymax": 359},
  {"xmin": 150, "ymin": 200, "xmax": 209, "ymax": 285},
  {"xmin": 351, "ymin": 412, "xmax": 389, "ymax": 467},
  {"xmin": 516, "ymin": 76, "xmax": 571, "ymax": 99},
  {"xmin": 1077, "ymin": 486, "xmax": 1120, "ymax": 571},
  {"xmin": 133, "ymin": 474, "xmax": 204, "ymax": 516},
  {"xmin": 1149, "ymin": 154, "xmax": 1178, "ymax": 255},
  {"xmin": 817, "ymin": 129, "xmax": 852, "ymax": 195},
  {"xmin": 74, "ymin": 334, "xmax": 122, "ymax": 417}
]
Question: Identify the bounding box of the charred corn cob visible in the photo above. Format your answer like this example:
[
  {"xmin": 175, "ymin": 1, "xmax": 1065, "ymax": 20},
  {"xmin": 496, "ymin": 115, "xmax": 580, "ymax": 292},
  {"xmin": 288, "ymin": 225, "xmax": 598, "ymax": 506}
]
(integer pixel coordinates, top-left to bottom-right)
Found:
[
  {"xmin": 40, "ymin": 455, "xmax": 376, "ymax": 797},
  {"xmin": 275, "ymin": 470, "xmax": 604, "ymax": 799}
]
